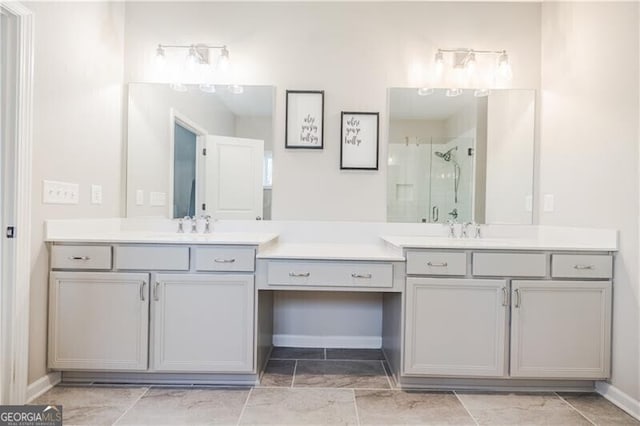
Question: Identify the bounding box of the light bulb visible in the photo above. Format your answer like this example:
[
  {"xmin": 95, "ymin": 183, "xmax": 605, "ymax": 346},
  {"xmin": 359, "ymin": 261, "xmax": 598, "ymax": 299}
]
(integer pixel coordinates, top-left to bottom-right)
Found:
[
  {"xmin": 417, "ymin": 87, "xmax": 434, "ymax": 96},
  {"xmin": 497, "ymin": 51, "xmax": 513, "ymax": 80},
  {"xmin": 219, "ymin": 47, "xmax": 230, "ymax": 71},
  {"xmin": 155, "ymin": 45, "xmax": 166, "ymax": 68},
  {"xmin": 186, "ymin": 46, "xmax": 199, "ymax": 71}
]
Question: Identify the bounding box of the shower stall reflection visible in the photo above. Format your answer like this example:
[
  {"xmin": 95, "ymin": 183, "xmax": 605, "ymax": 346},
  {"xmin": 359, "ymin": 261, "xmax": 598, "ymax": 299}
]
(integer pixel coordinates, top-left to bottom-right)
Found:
[{"xmin": 387, "ymin": 136, "xmax": 474, "ymax": 223}]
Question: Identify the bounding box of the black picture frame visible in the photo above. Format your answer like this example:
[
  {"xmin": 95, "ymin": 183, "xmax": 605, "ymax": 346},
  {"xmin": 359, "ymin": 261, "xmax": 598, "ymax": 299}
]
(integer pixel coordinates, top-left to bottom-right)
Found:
[
  {"xmin": 340, "ymin": 111, "xmax": 379, "ymax": 170},
  {"xmin": 285, "ymin": 90, "xmax": 324, "ymax": 149}
]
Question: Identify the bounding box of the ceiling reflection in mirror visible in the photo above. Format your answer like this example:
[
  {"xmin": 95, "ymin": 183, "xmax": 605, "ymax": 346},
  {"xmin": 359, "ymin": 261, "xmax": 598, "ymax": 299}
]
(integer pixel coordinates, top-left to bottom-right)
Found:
[
  {"xmin": 387, "ymin": 88, "xmax": 535, "ymax": 225},
  {"xmin": 126, "ymin": 83, "xmax": 274, "ymax": 220}
]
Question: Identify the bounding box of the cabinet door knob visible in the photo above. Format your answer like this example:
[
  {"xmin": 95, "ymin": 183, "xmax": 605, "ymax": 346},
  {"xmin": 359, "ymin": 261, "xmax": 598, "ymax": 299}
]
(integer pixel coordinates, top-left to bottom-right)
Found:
[
  {"xmin": 289, "ymin": 272, "xmax": 310, "ymax": 277},
  {"xmin": 351, "ymin": 273, "xmax": 372, "ymax": 279}
]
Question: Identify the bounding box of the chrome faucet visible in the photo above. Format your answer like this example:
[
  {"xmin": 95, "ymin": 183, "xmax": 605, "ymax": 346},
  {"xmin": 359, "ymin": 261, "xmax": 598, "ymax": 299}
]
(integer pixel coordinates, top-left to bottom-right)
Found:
[
  {"xmin": 461, "ymin": 222, "xmax": 471, "ymax": 239},
  {"xmin": 446, "ymin": 220, "xmax": 457, "ymax": 238},
  {"xmin": 190, "ymin": 215, "xmax": 198, "ymax": 233},
  {"xmin": 203, "ymin": 215, "xmax": 212, "ymax": 233},
  {"xmin": 472, "ymin": 222, "xmax": 482, "ymax": 239},
  {"xmin": 177, "ymin": 217, "xmax": 186, "ymax": 233}
]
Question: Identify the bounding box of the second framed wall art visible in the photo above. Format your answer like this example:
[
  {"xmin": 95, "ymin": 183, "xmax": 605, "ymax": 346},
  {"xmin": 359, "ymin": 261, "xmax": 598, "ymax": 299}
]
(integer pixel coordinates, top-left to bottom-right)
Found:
[
  {"xmin": 285, "ymin": 90, "xmax": 324, "ymax": 149},
  {"xmin": 340, "ymin": 111, "xmax": 379, "ymax": 170}
]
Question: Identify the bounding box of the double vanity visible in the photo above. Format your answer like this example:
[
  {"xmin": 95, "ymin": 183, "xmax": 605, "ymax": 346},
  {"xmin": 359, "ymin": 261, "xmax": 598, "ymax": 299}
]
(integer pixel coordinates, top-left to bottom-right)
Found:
[{"xmin": 45, "ymin": 219, "xmax": 616, "ymax": 391}]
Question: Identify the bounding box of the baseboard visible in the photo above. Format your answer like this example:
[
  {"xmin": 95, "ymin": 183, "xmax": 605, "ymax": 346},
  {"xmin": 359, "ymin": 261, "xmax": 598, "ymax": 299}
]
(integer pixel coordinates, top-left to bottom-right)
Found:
[
  {"xmin": 596, "ymin": 381, "xmax": 640, "ymax": 420},
  {"xmin": 26, "ymin": 372, "xmax": 61, "ymax": 403},
  {"xmin": 272, "ymin": 334, "xmax": 381, "ymax": 349}
]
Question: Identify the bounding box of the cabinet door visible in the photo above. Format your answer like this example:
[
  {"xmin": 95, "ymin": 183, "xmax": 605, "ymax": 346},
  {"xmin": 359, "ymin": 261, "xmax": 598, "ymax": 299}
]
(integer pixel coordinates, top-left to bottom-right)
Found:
[
  {"xmin": 48, "ymin": 272, "xmax": 149, "ymax": 371},
  {"xmin": 404, "ymin": 278, "xmax": 508, "ymax": 377},
  {"xmin": 510, "ymin": 280, "xmax": 611, "ymax": 379},
  {"xmin": 152, "ymin": 274, "xmax": 254, "ymax": 373}
]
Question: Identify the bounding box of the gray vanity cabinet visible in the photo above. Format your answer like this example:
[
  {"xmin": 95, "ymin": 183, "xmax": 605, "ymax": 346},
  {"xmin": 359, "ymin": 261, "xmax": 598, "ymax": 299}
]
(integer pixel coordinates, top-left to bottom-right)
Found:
[
  {"xmin": 151, "ymin": 273, "xmax": 254, "ymax": 373},
  {"xmin": 48, "ymin": 272, "xmax": 150, "ymax": 371},
  {"xmin": 404, "ymin": 277, "xmax": 509, "ymax": 377},
  {"xmin": 510, "ymin": 280, "xmax": 612, "ymax": 379}
]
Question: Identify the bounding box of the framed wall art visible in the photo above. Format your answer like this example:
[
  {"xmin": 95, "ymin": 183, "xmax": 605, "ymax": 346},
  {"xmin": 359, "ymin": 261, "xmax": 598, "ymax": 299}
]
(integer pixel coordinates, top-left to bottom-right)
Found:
[
  {"xmin": 285, "ymin": 90, "xmax": 324, "ymax": 149},
  {"xmin": 340, "ymin": 111, "xmax": 379, "ymax": 170}
]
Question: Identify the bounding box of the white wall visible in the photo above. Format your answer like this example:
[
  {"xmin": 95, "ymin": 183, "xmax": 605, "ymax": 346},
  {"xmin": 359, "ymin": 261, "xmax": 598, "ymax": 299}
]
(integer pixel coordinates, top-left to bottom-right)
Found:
[
  {"xmin": 235, "ymin": 116, "xmax": 273, "ymax": 152},
  {"xmin": 123, "ymin": 1, "xmax": 542, "ymax": 222},
  {"xmin": 27, "ymin": 2, "xmax": 125, "ymax": 384},
  {"xmin": 126, "ymin": 84, "xmax": 236, "ymax": 217},
  {"xmin": 540, "ymin": 1, "xmax": 639, "ymax": 402}
]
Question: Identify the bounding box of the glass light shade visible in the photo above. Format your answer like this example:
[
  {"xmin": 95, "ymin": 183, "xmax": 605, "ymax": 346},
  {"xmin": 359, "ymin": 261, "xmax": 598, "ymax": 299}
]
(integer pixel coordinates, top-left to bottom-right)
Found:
[
  {"xmin": 465, "ymin": 52, "xmax": 477, "ymax": 76},
  {"xmin": 497, "ymin": 52, "xmax": 513, "ymax": 80},
  {"xmin": 218, "ymin": 47, "xmax": 230, "ymax": 71},
  {"xmin": 186, "ymin": 47, "xmax": 199, "ymax": 71},
  {"xmin": 474, "ymin": 89, "xmax": 491, "ymax": 97},
  {"xmin": 154, "ymin": 46, "xmax": 166, "ymax": 68},
  {"xmin": 417, "ymin": 87, "xmax": 434, "ymax": 96}
]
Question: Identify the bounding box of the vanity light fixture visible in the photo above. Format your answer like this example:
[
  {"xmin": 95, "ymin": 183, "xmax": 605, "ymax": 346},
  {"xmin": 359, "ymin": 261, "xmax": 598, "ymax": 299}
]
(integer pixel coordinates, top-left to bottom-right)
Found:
[
  {"xmin": 474, "ymin": 89, "xmax": 491, "ymax": 97},
  {"xmin": 446, "ymin": 88, "xmax": 463, "ymax": 97},
  {"xmin": 228, "ymin": 84, "xmax": 244, "ymax": 94},
  {"xmin": 155, "ymin": 43, "xmax": 230, "ymax": 69},
  {"xmin": 417, "ymin": 87, "xmax": 434, "ymax": 96},
  {"xmin": 199, "ymin": 83, "xmax": 216, "ymax": 93}
]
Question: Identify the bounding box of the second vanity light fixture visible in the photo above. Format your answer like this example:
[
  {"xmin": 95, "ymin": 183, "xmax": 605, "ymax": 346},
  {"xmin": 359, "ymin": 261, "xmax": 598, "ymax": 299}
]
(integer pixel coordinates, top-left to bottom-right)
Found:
[
  {"xmin": 154, "ymin": 43, "xmax": 238, "ymax": 94},
  {"xmin": 421, "ymin": 48, "xmax": 513, "ymax": 97}
]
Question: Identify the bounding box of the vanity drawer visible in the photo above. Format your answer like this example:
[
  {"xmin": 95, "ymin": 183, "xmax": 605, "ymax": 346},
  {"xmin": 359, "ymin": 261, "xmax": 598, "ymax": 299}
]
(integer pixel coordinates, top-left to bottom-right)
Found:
[
  {"xmin": 114, "ymin": 246, "xmax": 189, "ymax": 271},
  {"xmin": 266, "ymin": 261, "xmax": 394, "ymax": 288},
  {"xmin": 51, "ymin": 245, "xmax": 112, "ymax": 270},
  {"xmin": 473, "ymin": 253, "xmax": 546, "ymax": 277},
  {"xmin": 552, "ymin": 254, "xmax": 613, "ymax": 279},
  {"xmin": 194, "ymin": 246, "xmax": 255, "ymax": 272},
  {"xmin": 406, "ymin": 251, "xmax": 466, "ymax": 276}
]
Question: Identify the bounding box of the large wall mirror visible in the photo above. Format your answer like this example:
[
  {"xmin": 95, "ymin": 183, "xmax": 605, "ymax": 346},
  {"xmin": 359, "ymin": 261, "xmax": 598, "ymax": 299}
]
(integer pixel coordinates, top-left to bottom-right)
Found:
[
  {"xmin": 126, "ymin": 83, "xmax": 274, "ymax": 220},
  {"xmin": 387, "ymin": 88, "xmax": 535, "ymax": 225}
]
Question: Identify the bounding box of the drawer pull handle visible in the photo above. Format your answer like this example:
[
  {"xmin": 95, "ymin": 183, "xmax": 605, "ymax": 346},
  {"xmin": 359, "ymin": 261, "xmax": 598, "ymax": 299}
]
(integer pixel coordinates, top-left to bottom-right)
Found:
[
  {"xmin": 289, "ymin": 272, "xmax": 310, "ymax": 277},
  {"xmin": 68, "ymin": 256, "xmax": 90, "ymax": 261},
  {"xmin": 573, "ymin": 264, "xmax": 594, "ymax": 270},
  {"xmin": 214, "ymin": 258, "xmax": 236, "ymax": 263},
  {"xmin": 501, "ymin": 287, "xmax": 509, "ymax": 306},
  {"xmin": 427, "ymin": 261, "xmax": 448, "ymax": 267},
  {"xmin": 352, "ymin": 273, "xmax": 372, "ymax": 279},
  {"xmin": 514, "ymin": 288, "xmax": 521, "ymax": 308},
  {"xmin": 140, "ymin": 282, "xmax": 146, "ymax": 301}
]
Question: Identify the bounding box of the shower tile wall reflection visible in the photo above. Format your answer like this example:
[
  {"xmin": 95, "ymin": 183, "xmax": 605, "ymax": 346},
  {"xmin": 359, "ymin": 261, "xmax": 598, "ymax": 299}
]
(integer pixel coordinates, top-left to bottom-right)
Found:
[{"xmin": 387, "ymin": 88, "xmax": 535, "ymax": 225}]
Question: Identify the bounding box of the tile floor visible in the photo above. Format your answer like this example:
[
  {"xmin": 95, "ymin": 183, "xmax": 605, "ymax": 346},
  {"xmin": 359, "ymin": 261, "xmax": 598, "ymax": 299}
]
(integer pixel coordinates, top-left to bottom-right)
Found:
[{"xmin": 31, "ymin": 348, "xmax": 639, "ymax": 425}]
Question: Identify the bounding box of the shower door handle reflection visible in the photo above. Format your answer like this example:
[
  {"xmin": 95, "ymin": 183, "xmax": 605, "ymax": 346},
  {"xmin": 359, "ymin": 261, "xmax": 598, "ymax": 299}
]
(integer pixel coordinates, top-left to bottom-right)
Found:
[{"xmin": 432, "ymin": 206, "xmax": 439, "ymax": 222}]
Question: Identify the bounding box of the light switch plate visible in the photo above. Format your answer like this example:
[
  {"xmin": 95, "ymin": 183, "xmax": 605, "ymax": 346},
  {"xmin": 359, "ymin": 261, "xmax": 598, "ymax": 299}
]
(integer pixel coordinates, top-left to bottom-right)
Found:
[
  {"xmin": 43, "ymin": 180, "xmax": 79, "ymax": 204},
  {"xmin": 525, "ymin": 195, "xmax": 533, "ymax": 212},
  {"xmin": 543, "ymin": 194, "xmax": 554, "ymax": 212},
  {"xmin": 136, "ymin": 190, "xmax": 144, "ymax": 206},
  {"xmin": 91, "ymin": 184, "xmax": 102, "ymax": 205},
  {"xmin": 149, "ymin": 191, "xmax": 166, "ymax": 207}
]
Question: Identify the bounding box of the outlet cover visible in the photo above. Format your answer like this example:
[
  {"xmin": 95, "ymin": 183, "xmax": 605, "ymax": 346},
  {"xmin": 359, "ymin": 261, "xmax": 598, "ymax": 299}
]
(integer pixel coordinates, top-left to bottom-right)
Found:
[
  {"xmin": 43, "ymin": 180, "xmax": 79, "ymax": 205},
  {"xmin": 91, "ymin": 185, "xmax": 103, "ymax": 205},
  {"xmin": 136, "ymin": 190, "xmax": 144, "ymax": 206},
  {"xmin": 543, "ymin": 194, "xmax": 554, "ymax": 212}
]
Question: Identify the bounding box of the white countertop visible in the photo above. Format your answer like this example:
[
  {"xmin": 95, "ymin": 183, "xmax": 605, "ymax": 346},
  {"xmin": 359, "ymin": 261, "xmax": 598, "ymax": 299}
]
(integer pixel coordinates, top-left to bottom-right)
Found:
[
  {"xmin": 381, "ymin": 235, "xmax": 618, "ymax": 252},
  {"xmin": 45, "ymin": 230, "xmax": 279, "ymax": 246},
  {"xmin": 256, "ymin": 243, "xmax": 405, "ymax": 261}
]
